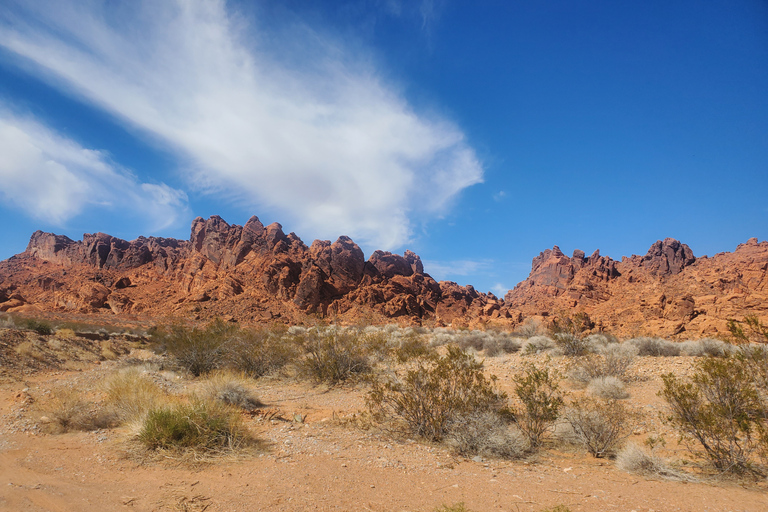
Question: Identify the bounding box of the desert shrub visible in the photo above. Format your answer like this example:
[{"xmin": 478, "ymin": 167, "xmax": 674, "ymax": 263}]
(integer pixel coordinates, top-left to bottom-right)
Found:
[
  {"xmin": 628, "ymin": 337, "xmax": 680, "ymax": 357},
  {"xmin": 660, "ymin": 356, "xmax": 766, "ymax": 474},
  {"xmin": 455, "ymin": 331, "xmax": 486, "ymax": 352},
  {"xmin": 728, "ymin": 315, "xmax": 768, "ymax": 344},
  {"xmin": 564, "ymin": 398, "xmax": 635, "ymax": 457},
  {"xmin": 446, "ymin": 412, "xmax": 527, "ymax": 459},
  {"xmin": 200, "ymin": 372, "xmax": 263, "ymax": 411},
  {"xmin": 615, "ymin": 443, "xmax": 693, "ymax": 481},
  {"xmin": 103, "ymin": 367, "xmax": 166, "ymax": 422},
  {"xmin": 514, "ymin": 319, "xmax": 542, "ymax": 338},
  {"xmin": 21, "ymin": 318, "xmax": 53, "ymax": 335},
  {"xmin": 513, "ymin": 362, "xmax": 564, "ymax": 448},
  {"xmin": 549, "ymin": 312, "xmax": 594, "ymax": 336},
  {"xmin": 523, "ymin": 335, "xmax": 556, "ymax": 355},
  {"xmin": 138, "ymin": 399, "xmax": 251, "ymax": 452},
  {"xmin": 587, "ymin": 376, "xmax": 629, "ymax": 400},
  {"xmin": 298, "ymin": 327, "xmax": 371, "ymax": 384},
  {"xmin": 680, "ymin": 338, "xmax": 733, "ymax": 358},
  {"xmin": 540, "ymin": 506, "xmax": 572, "ymax": 512},
  {"xmin": 156, "ymin": 319, "xmax": 238, "ymax": 376},
  {"xmin": 368, "ymin": 346, "xmax": 508, "ymax": 442},
  {"xmin": 225, "ymin": 327, "xmax": 299, "ymax": 378},
  {"xmin": 393, "ymin": 334, "xmax": 435, "ymax": 362},
  {"xmin": 569, "ymin": 344, "xmax": 637, "ymax": 385},
  {"xmin": 553, "ymin": 332, "xmax": 591, "ymax": 357}
]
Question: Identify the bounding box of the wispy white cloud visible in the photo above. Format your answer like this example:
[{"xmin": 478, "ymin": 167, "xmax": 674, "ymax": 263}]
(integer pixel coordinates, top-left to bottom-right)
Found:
[
  {"xmin": 0, "ymin": 109, "xmax": 188, "ymax": 231},
  {"xmin": 0, "ymin": 0, "xmax": 482, "ymax": 249},
  {"xmin": 493, "ymin": 190, "xmax": 507, "ymax": 202}
]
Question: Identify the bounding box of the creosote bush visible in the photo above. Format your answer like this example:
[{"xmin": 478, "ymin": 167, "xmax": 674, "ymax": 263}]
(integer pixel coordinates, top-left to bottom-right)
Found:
[
  {"xmin": 155, "ymin": 319, "xmax": 238, "ymax": 376},
  {"xmin": 226, "ymin": 327, "xmax": 299, "ymax": 378},
  {"xmin": 298, "ymin": 327, "xmax": 372, "ymax": 384},
  {"xmin": 368, "ymin": 346, "xmax": 509, "ymax": 443},
  {"xmin": 553, "ymin": 332, "xmax": 591, "ymax": 357},
  {"xmin": 138, "ymin": 399, "xmax": 251, "ymax": 453},
  {"xmin": 660, "ymin": 355, "xmax": 767, "ymax": 474},
  {"xmin": 513, "ymin": 362, "xmax": 564, "ymax": 449},
  {"xmin": 564, "ymin": 398, "xmax": 635, "ymax": 457}
]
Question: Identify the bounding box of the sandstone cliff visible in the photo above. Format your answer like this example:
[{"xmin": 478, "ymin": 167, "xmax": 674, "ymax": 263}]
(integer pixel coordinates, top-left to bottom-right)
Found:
[{"xmin": 1, "ymin": 217, "xmax": 765, "ymax": 338}]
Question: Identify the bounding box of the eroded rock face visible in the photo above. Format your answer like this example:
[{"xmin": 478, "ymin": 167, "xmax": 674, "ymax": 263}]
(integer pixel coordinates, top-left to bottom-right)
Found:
[
  {"xmin": 4, "ymin": 218, "xmax": 767, "ymax": 339},
  {"xmin": 504, "ymin": 237, "xmax": 767, "ymax": 338},
  {"xmin": 640, "ymin": 238, "xmax": 696, "ymax": 275},
  {"xmin": 4, "ymin": 215, "xmax": 489, "ymax": 326}
]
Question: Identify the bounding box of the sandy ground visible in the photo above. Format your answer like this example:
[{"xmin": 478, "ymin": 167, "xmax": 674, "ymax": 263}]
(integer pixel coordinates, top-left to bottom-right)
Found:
[{"xmin": 0, "ymin": 336, "xmax": 766, "ymax": 512}]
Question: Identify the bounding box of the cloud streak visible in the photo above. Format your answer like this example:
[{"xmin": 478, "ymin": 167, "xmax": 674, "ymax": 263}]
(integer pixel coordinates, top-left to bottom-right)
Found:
[
  {"xmin": 0, "ymin": 0, "xmax": 482, "ymax": 249},
  {"xmin": 0, "ymin": 108, "xmax": 188, "ymax": 231}
]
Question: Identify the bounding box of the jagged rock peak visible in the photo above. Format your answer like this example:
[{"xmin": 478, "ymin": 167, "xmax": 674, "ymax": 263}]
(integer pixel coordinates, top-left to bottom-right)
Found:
[{"xmin": 641, "ymin": 238, "xmax": 695, "ymax": 275}]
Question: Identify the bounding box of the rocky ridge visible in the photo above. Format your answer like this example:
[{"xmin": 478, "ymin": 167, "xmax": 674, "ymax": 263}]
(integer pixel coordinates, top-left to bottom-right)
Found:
[{"xmin": 1, "ymin": 216, "xmax": 766, "ymax": 338}]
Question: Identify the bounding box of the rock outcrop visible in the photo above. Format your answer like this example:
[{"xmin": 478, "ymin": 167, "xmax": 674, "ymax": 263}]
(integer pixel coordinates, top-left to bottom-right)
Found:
[
  {"xmin": 1, "ymin": 216, "xmax": 766, "ymax": 339},
  {"xmin": 504, "ymin": 237, "xmax": 768, "ymax": 338},
  {"xmin": 0, "ymin": 215, "xmax": 496, "ymax": 327}
]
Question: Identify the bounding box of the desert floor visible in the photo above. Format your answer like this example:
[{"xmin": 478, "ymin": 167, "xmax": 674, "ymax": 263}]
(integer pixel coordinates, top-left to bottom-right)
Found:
[{"xmin": 1, "ymin": 329, "xmax": 766, "ymax": 512}]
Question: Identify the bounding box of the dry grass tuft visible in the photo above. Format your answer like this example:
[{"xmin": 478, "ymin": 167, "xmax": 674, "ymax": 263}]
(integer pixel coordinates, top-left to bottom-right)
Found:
[
  {"xmin": 103, "ymin": 367, "xmax": 167, "ymax": 423},
  {"xmin": 200, "ymin": 371, "xmax": 263, "ymax": 412},
  {"xmin": 615, "ymin": 443, "xmax": 695, "ymax": 481}
]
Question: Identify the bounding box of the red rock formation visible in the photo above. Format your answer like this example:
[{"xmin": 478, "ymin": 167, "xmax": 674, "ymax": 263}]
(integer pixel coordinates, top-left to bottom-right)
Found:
[
  {"xmin": 1, "ymin": 217, "xmax": 766, "ymax": 338},
  {"xmin": 0, "ymin": 215, "xmax": 493, "ymax": 327},
  {"xmin": 503, "ymin": 237, "xmax": 768, "ymax": 338}
]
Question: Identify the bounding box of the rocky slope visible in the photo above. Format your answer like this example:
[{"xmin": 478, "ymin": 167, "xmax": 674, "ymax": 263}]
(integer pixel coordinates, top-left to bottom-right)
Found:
[
  {"xmin": 0, "ymin": 215, "xmax": 766, "ymax": 338},
  {"xmin": 0, "ymin": 216, "xmax": 497, "ymax": 327},
  {"xmin": 504, "ymin": 237, "xmax": 768, "ymax": 338}
]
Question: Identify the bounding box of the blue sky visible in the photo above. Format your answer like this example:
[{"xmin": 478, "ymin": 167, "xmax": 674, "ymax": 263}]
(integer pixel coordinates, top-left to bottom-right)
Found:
[{"xmin": 0, "ymin": 0, "xmax": 766, "ymax": 297}]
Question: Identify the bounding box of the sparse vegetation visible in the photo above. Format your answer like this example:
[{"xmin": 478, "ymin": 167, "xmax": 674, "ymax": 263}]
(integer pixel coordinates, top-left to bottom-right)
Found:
[
  {"xmin": 660, "ymin": 355, "xmax": 767, "ymax": 474},
  {"xmin": 368, "ymin": 346, "xmax": 508, "ymax": 443},
  {"xmin": 103, "ymin": 367, "xmax": 166, "ymax": 422},
  {"xmin": 513, "ymin": 362, "xmax": 564, "ymax": 449},
  {"xmin": 446, "ymin": 412, "xmax": 527, "ymax": 459},
  {"xmin": 200, "ymin": 371, "xmax": 263, "ymax": 411},
  {"xmin": 616, "ymin": 443, "xmax": 694, "ymax": 481},
  {"xmin": 297, "ymin": 327, "xmax": 372, "ymax": 384},
  {"xmin": 523, "ymin": 335, "xmax": 556, "ymax": 355},
  {"xmin": 587, "ymin": 376, "xmax": 629, "ymax": 400},
  {"xmin": 564, "ymin": 398, "xmax": 635, "ymax": 457},
  {"xmin": 138, "ymin": 399, "xmax": 251, "ymax": 453},
  {"xmin": 628, "ymin": 337, "xmax": 681, "ymax": 357}
]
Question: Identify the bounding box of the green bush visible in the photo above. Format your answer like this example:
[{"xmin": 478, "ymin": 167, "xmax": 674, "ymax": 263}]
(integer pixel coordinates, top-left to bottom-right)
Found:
[
  {"xmin": 513, "ymin": 362, "xmax": 564, "ymax": 449},
  {"xmin": 138, "ymin": 399, "xmax": 250, "ymax": 452},
  {"xmin": 155, "ymin": 319, "xmax": 238, "ymax": 376},
  {"xmin": 298, "ymin": 327, "xmax": 371, "ymax": 384},
  {"xmin": 554, "ymin": 332, "xmax": 591, "ymax": 356},
  {"xmin": 226, "ymin": 327, "xmax": 299, "ymax": 378},
  {"xmin": 22, "ymin": 318, "xmax": 53, "ymax": 335},
  {"xmin": 368, "ymin": 346, "xmax": 508, "ymax": 442},
  {"xmin": 660, "ymin": 356, "xmax": 766, "ymax": 474}
]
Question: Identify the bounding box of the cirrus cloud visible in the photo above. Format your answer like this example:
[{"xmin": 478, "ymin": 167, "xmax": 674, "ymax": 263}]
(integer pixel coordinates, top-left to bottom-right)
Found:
[
  {"xmin": 0, "ymin": 0, "xmax": 483, "ymax": 249},
  {"xmin": 0, "ymin": 109, "xmax": 188, "ymax": 231}
]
